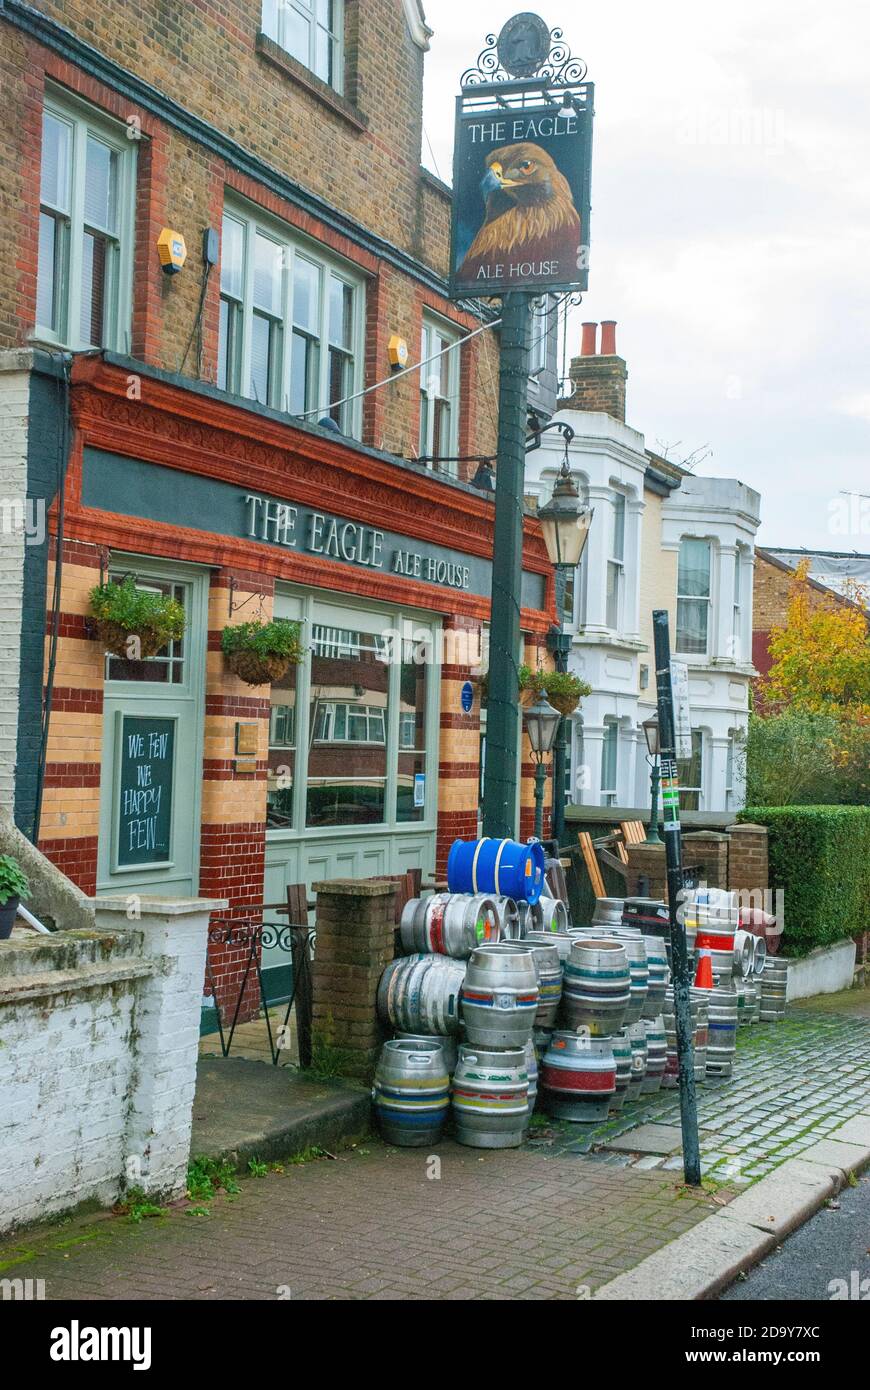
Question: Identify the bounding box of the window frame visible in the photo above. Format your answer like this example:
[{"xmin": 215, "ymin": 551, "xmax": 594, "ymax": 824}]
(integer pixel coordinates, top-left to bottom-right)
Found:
[
  {"xmin": 600, "ymin": 718, "xmax": 619, "ymax": 807},
  {"xmin": 262, "ymin": 0, "xmax": 345, "ymax": 94},
  {"xmin": 219, "ymin": 198, "xmax": 365, "ymax": 437},
  {"xmin": 419, "ymin": 313, "xmax": 461, "ymax": 473},
  {"xmin": 605, "ymin": 491, "xmax": 626, "ymax": 632},
  {"xmin": 676, "ymin": 537, "xmax": 713, "ymax": 657},
  {"xmin": 677, "ymin": 729, "xmax": 704, "ymax": 810},
  {"xmin": 37, "ymin": 88, "xmax": 136, "ymax": 353}
]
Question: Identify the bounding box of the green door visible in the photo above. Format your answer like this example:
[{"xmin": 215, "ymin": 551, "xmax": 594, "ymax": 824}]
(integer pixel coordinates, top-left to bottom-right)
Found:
[{"xmin": 97, "ymin": 560, "xmax": 207, "ymax": 899}]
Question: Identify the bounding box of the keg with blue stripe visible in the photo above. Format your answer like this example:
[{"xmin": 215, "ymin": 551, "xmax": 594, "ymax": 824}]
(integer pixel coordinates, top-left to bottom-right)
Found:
[
  {"xmin": 609, "ymin": 931, "xmax": 649, "ymax": 1026},
  {"xmin": 524, "ymin": 1037, "xmax": 539, "ymax": 1118},
  {"xmin": 378, "ymin": 954, "xmax": 466, "ymax": 1036},
  {"xmin": 561, "ymin": 938, "xmax": 630, "ymax": 1037},
  {"xmin": 641, "ymin": 935, "xmax": 670, "ymax": 1018},
  {"xmin": 540, "ymin": 1032, "xmax": 616, "ymax": 1122},
  {"xmin": 373, "ymin": 1040, "xmax": 450, "ymax": 1147},
  {"xmin": 609, "ymin": 1032, "xmax": 633, "ymax": 1113},
  {"xmin": 706, "ymin": 984, "xmax": 738, "ymax": 1078},
  {"xmin": 460, "ymin": 943, "xmax": 539, "ymax": 1048},
  {"xmin": 452, "ymin": 1045, "xmax": 529, "ymax": 1148},
  {"xmin": 523, "ymin": 939, "xmax": 563, "ymax": 1028}
]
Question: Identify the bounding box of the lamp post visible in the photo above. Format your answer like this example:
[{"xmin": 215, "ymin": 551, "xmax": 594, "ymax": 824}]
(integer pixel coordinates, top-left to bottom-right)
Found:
[
  {"xmin": 524, "ymin": 694, "xmax": 562, "ymax": 840},
  {"xmin": 641, "ymin": 712, "xmax": 662, "ymax": 845},
  {"xmin": 537, "ymin": 452, "xmax": 593, "ymax": 847}
]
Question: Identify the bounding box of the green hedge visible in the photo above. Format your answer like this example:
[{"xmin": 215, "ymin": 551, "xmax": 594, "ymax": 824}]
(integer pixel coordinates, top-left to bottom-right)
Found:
[{"xmin": 739, "ymin": 805, "xmax": 870, "ymax": 957}]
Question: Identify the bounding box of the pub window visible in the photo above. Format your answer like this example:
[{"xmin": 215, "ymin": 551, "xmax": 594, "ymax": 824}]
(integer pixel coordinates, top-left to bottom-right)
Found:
[
  {"xmin": 267, "ymin": 665, "xmax": 298, "ymax": 827},
  {"xmin": 397, "ymin": 645, "xmax": 428, "ymax": 823},
  {"xmin": 218, "ymin": 200, "xmax": 363, "ymax": 435},
  {"xmin": 419, "ymin": 315, "xmax": 461, "ymax": 473},
  {"xmin": 307, "ymin": 625, "xmax": 389, "ymax": 825},
  {"xmin": 676, "ymin": 538, "xmax": 712, "ymax": 655},
  {"xmin": 262, "ymin": 0, "xmax": 345, "ymax": 93},
  {"xmin": 36, "ymin": 91, "xmax": 136, "ymax": 351}
]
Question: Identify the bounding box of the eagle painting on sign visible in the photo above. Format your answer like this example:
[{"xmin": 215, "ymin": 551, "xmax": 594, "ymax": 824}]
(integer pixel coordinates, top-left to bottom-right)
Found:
[{"xmin": 450, "ymin": 104, "xmax": 592, "ymax": 297}]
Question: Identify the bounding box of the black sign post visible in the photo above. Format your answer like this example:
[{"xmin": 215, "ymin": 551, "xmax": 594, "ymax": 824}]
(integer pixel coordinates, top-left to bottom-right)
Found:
[
  {"xmin": 652, "ymin": 610, "xmax": 701, "ymax": 1187},
  {"xmin": 451, "ymin": 16, "xmax": 594, "ymax": 837}
]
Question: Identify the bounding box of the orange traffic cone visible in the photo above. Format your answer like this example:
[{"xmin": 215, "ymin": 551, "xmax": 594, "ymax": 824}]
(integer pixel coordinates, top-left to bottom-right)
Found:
[{"xmin": 694, "ymin": 946, "xmax": 713, "ymax": 990}]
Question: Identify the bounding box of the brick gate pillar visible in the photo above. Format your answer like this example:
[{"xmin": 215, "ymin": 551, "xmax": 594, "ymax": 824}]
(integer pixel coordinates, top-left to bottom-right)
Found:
[{"xmin": 311, "ymin": 879, "xmax": 397, "ymax": 1081}]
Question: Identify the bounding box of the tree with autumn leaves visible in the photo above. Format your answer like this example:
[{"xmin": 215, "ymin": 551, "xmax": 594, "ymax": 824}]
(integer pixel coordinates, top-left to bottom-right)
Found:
[{"xmin": 744, "ymin": 562, "xmax": 870, "ymax": 806}]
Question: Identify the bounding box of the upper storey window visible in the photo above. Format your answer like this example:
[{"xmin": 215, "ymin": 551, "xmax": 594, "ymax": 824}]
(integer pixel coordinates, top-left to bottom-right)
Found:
[
  {"xmin": 36, "ymin": 91, "xmax": 136, "ymax": 351},
  {"xmin": 262, "ymin": 0, "xmax": 344, "ymax": 93},
  {"xmin": 676, "ymin": 538, "xmax": 712, "ymax": 656}
]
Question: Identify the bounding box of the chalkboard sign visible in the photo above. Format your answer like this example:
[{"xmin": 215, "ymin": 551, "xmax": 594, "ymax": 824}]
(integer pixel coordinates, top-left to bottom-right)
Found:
[{"xmin": 117, "ymin": 715, "xmax": 175, "ymax": 866}]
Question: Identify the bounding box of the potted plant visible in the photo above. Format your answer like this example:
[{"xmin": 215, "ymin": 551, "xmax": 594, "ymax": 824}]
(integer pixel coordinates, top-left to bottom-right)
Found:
[
  {"xmin": 89, "ymin": 576, "xmax": 185, "ymax": 659},
  {"xmin": 221, "ymin": 618, "xmax": 304, "ymax": 686},
  {"xmin": 538, "ymin": 670, "xmax": 591, "ymax": 716},
  {"xmin": 0, "ymin": 855, "xmax": 31, "ymax": 940}
]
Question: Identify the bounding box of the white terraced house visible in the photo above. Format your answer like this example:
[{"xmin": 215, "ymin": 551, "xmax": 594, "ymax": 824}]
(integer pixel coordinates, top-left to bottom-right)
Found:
[{"xmin": 524, "ymin": 321, "xmax": 761, "ymax": 817}]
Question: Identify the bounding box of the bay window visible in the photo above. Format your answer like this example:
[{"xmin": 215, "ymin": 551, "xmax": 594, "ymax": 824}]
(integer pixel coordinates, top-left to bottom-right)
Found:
[
  {"xmin": 676, "ymin": 538, "xmax": 712, "ymax": 655},
  {"xmin": 218, "ymin": 201, "xmax": 363, "ymax": 435},
  {"xmin": 606, "ymin": 492, "xmax": 625, "ymax": 630},
  {"xmin": 601, "ymin": 718, "xmax": 618, "ymax": 806},
  {"xmin": 36, "ymin": 92, "xmax": 135, "ymax": 351}
]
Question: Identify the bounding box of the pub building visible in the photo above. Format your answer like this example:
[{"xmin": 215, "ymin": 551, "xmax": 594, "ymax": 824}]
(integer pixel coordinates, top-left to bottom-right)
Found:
[{"xmin": 0, "ymin": 1, "xmax": 561, "ymax": 1015}]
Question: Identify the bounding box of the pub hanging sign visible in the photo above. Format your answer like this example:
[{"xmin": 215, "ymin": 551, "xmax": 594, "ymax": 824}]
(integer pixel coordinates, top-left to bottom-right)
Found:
[{"xmin": 449, "ymin": 14, "xmax": 593, "ymax": 299}]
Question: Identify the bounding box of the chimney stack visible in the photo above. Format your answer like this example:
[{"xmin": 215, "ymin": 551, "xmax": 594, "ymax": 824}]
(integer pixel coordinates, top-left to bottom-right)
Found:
[{"xmin": 559, "ymin": 319, "xmax": 628, "ymax": 423}]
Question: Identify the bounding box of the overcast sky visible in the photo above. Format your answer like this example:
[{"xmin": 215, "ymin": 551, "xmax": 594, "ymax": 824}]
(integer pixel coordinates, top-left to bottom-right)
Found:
[{"xmin": 421, "ymin": 1, "xmax": 870, "ymax": 550}]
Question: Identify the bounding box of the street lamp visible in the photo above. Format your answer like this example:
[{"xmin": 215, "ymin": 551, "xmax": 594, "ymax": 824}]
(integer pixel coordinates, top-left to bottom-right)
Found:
[
  {"xmin": 641, "ymin": 712, "xmax": 662, "ymax": 845},
  {"xmin": 524, "ymin": 694, "xmax": 562, "ymax": 841},
  {"xmin": 537, "ymin": 451, "xmax": 593, "ymax": 847}
]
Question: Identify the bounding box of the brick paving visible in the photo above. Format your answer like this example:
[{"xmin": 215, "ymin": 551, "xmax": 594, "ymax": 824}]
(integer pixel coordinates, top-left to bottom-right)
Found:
[{"xmin": 2, "ymin": 990, "xmax": 869, "ymax": 1301}]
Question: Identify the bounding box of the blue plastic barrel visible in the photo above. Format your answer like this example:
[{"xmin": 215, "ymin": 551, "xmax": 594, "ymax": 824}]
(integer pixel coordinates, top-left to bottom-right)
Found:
[{"xmin": 447, "ymin": 837, "xmax": 546, "ymax": 905}]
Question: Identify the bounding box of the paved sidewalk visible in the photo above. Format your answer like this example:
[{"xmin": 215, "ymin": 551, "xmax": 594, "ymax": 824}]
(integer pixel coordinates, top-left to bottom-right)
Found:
[{"xmin": 2, "ymin": 988, "xmax": 868, "ymax": 1301}]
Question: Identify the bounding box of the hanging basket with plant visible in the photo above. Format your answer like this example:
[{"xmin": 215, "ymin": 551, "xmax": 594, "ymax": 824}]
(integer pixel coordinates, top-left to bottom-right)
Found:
[
  {"xmin": 221, "ymin": 618, "xmax": 304, "ymax": 686},
  {"xmin": 88, "ymin": 576, "xmax": 186, "ymax": 659},
  {"xmin": 0, "ymin": 854, "xmax": 31, "ymax": 941},
  {"xmin": 538, "ymin": 670, "xmax": 592, "ymax": 716}
]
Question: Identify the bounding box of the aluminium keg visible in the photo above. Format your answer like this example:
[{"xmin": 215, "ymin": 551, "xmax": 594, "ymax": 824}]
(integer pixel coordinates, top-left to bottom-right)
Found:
[
  {"xmin": 372, "ymin": 1040, "xmax": 450, "ymax": 1147},
  {"xmin": 524, "ymin": 1037, "xmax": 539, "ymax": 1117},
  {"xmin": 540, "ymin": 1032, "xmax": 616, "ymax": 1123},
  {"xmin": 706, "ymin": 984, "xmax": 738, "ymax": 1079},
  {"xmin": 560, "ymin": 938, "xmax": 631, "ymax": 1037},
  {"xmin": 609, "ymin": 930, "xmax": 649, "ymax": 1026},
  {"xmin": 641, "ymin": 1015, "xmax": 667, "ymax": 1094},
  {"xmin": 751, "ymin": 932, "xmax": 768, "ymax": 978},
  {"xmin": 377, "ymin": 954, "xmax": 466, "ymax": 1036},
  {"xmin": 626, "ymin": 1020, "xmax": 648, "ymax": 1100},
  {"xmin": 690, "ymin": 987, "xmax": 709, "ymax": 1084},
  {"xmin": 610, "ymin": 1032, "xmax": 633, "ymax": 1113},
  {"xmin": 732, "ymin": 930, "xmax": 755, "ymax": 980},
  {"xmin": 592, "ymin": 897, "xmax": 624, "ymax": 927},
  {"xmin": 399, "ymin": 893, "xmax": 500, "ymax": 959},
  {"xmin": 523, "ymin": 939, "xmax": 563, "ymax": 1029},
  {"xmin": 642, "ymin": 935, "xmax": 670, "ymax": 1018},
  {"xmin": 525, "ymin": 930, "xmax": 573, "ymax": 962},
  {"xmin": 760, "ymin": 956, "xmax": 787, "ymax": 1021},
  {"xmin": 395, "ymin": 1031, "xmax": 458, "ymax": 1075},
  {"xmin": 460, "ymin": 944, "xmax": 539, "ymax": 1048},
  {"xmin": 452, "ymin": 1045, "xmax": 529, "ymax": 1149},
  {"xmin": 492, "ymin": 896, "xmax": 521, "ymax": 940},
  {"xmin": 536, "ymin": 897, "xmax": 570, "ymax": 933}
]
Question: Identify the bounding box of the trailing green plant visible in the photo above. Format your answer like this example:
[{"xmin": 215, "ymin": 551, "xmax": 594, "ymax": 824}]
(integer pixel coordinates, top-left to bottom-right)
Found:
[
  {"xmin": 0, "ymin": 856, "xmax": 30, "ymax": 906},
  {"xmin": 478, "ymin": 665, "xmax": 591, "ymax": 712},
  {"xmin": 738, "ymin": 804, "xmax": 870, "ymax": 956},
  {"xmin": 89, "ymin": 576, "xmax": 185, "ymax": 658},
  {"xmin": 221, "ymin": 618, "xmax": 304, "ymax": 685}
]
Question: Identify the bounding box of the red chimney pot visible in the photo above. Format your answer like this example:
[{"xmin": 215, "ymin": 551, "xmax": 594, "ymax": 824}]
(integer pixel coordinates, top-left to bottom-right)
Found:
[
  {"xmin": 600, "ymin": 320, "xmax": 617, "ymax": 355},
  {"xmin": 580, "ymin": 321, "xmax": 597, "ymax": 357}
]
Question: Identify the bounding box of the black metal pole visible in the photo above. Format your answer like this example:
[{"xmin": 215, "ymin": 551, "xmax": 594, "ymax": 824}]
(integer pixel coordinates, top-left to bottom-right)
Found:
[
  {"xmin": 652, "ymin": 609, "xmax": 701, "ymax": 1186},
  {"xmin": 482, "ymin": 291, "xmax": 533, "ymax": 839},
  {"xmin": 646, "ymin": 756, "xmax": 661, "ymax": 844},
  {"xmin": 533, "ymin": 760, "xmax": 547, "ymax": 841}
]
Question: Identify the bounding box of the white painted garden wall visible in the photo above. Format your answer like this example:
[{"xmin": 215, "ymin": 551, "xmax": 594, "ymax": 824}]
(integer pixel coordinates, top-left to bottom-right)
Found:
[{"xmin": 0, "ymin": 896, "xmax": 223, "ymax": 1235}]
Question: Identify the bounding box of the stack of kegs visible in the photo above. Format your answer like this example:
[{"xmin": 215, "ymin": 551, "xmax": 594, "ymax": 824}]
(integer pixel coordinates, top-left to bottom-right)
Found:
[
  {"xmin": 542, "ymin": 935, "xmax": 631, "ymax": 1121},
  {"xmin": 760, "ymin": 956, "xmax": 788, "ymax": 1021},
  {"xmin": 454, "ymin": 941, "xmax": 539, "ymax": 1148}
]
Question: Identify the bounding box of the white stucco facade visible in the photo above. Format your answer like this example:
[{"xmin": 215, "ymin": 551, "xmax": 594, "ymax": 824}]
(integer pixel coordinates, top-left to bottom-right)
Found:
[{"xmin": 525, "ymin": 410, "xmax": 761, "ymax": 815}]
